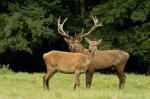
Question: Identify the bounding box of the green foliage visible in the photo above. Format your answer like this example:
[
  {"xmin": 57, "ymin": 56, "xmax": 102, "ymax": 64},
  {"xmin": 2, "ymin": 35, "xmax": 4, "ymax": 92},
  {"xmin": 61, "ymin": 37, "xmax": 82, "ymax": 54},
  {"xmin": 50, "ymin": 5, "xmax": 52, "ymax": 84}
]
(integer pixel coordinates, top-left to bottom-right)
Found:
[
  {"xmin": 0, "ymin": 0, "xmax": 66, "ymax": 54},
  {"xmin": 0, "ymin": 0, "xmax": 150, "ymax": 72},
  {"xmin": 0, "ymin": 0, "xmax": 68, "ymax": 71},
  {"xmin": 131, "ymin": 0, "xmax": 150, "ymax": 22},
  {"xmin": 129, "ymin": 28, "xmax": 150, "ymax": 61},
  {"xmin": 0, "ymin": 64, "xmax": 12, "ymax": 74},
  {"xmin": 91, "ymin": 0, "xmax": 150, "ymax": 23}
]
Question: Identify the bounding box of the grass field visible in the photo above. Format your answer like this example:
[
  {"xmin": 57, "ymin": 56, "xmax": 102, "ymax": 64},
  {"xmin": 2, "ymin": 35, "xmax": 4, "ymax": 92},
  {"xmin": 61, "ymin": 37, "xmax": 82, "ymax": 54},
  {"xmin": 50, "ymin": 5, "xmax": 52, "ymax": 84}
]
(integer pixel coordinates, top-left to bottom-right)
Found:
[{"xmin": 0, "ymin": 68, "xmax": 150, "ymax": 99}]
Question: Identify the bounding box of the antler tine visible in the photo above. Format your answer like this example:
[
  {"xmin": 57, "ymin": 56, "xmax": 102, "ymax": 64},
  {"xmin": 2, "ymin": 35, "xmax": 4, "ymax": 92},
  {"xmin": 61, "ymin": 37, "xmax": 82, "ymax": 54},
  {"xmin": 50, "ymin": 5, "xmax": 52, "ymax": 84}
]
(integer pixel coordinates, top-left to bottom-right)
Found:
[
  {"xmin": 58, "ymin": 16, "xmax": 61, "ymax": 26},
  {"xmin": 58, "ymin": 17, "xmax": 65, "ymax": 36},
  {"xmin": 58, "ymin": 16, "xmax": 72, "ymax": 38},
  {"xmin": 62, "ymin": 17, "xmax": 68, "ymax": 26},
  {"xmin": 92, "ymin": 16, "xmax": 103, "ymax": 27},
  {"xmin": 78, "ymin": 16, "xmax": 103, "ymax": 38},
  {"xmin": 81, "ymin": 28, "xmax": 84, "ymax": 34},
  {"xmin": 92, "ymin": 16, "xmax": 96, "ymax": 24},
  {"xmin": 94, "ymin": 16, "xmax": 98, "ymax": 25},
  {"xmin": 76, "ymin": 28, "xmax": 84, "ymax": 38}
]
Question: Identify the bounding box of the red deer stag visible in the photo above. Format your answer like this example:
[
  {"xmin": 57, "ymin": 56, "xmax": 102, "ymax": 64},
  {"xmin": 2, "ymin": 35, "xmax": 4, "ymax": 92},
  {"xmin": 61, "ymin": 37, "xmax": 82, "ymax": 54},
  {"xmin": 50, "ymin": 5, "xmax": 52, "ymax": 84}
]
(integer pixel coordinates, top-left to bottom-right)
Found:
[
  {"xmin": 43, "ymin": 38, "xmax": 101, "ymax": 90},
  {"xmin": 58, "ymin": 16, "xmax": 129, "ymax": 89}
]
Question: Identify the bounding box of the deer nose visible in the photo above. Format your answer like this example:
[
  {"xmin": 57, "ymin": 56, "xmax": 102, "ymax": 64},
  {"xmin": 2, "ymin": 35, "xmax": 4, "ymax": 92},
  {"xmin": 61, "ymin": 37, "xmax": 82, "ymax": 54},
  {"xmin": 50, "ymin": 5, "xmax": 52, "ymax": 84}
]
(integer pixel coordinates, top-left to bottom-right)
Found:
[{"xmin": 88, "ymin": 49, "xmax": 92, "ymax": 52}]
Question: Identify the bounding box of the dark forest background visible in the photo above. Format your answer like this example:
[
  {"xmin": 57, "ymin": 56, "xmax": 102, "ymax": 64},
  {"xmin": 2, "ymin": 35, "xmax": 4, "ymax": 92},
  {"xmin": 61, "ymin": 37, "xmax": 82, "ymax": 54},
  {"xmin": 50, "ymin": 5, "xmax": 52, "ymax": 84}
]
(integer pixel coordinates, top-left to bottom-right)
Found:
[{"xmin": 0, "ymin": 0, "xmax": 150, "ymax": 74}]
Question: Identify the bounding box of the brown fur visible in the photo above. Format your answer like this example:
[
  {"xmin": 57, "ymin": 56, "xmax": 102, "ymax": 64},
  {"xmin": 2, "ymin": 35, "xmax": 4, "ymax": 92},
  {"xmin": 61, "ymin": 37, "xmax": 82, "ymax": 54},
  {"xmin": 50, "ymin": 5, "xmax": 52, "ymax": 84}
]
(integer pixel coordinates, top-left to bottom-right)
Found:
[
  {"xmin": 64, "ymin": 38, "xmax": 129, "ymax": 89},
  {"xmin": 43, "ymin": 48, "xmax": 96, "ymax": 90},
  {"xmin": 57, "ymin": 16, "xmax": 129, "ymax": 89}
]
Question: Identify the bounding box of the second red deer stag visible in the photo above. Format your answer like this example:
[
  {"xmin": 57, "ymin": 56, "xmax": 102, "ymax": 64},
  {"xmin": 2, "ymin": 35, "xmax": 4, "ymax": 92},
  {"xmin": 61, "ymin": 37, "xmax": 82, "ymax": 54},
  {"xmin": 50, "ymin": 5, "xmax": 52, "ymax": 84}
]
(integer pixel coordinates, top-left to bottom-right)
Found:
[
  {"xmin": 58, "ymin": 16, "xmax": 129, "ymax": 89},
  {"xmin": 43, "ymin": 38, "xmax": 101, "ymax": 90}
]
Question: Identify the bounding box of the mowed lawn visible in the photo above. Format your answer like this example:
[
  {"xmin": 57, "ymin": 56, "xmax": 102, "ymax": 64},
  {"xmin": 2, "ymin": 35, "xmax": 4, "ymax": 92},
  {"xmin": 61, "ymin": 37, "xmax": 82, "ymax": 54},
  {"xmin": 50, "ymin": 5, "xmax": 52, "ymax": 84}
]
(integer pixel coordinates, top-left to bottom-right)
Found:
[{"xmin": 0, "ymin": 69, "xmax": 150, "ymax": 99}]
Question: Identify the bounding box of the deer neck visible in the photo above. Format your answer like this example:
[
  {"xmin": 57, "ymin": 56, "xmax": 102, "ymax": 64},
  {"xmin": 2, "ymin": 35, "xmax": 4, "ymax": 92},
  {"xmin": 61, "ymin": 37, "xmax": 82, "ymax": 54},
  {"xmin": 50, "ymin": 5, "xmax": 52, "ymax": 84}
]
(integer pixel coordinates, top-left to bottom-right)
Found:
[
  {"xmin": 78, "ymin": 44, "xmax": 87, "ymax": 54},
  {"xmin": 88, "ymin": 50, "xmax": 95, "ymax": 62}
]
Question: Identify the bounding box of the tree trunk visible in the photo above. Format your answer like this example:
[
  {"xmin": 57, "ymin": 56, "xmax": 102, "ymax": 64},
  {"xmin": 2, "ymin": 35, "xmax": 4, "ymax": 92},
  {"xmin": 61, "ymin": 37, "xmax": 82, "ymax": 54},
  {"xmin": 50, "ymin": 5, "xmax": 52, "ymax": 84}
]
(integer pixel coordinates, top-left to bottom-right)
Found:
[
  {"xmin": 0, "ymin": 0, "xmax": 8, "ymax": 13},
  {"xmin": 80, "ymin": 0, "xmax": 85, "ymax": 15}
]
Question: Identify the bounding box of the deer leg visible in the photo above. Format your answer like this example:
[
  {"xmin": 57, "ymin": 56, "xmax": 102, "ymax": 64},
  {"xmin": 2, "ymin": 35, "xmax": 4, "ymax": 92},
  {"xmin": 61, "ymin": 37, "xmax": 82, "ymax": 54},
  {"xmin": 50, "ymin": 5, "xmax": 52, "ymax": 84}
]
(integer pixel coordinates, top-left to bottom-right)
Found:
[
  {"xmin": 43, "ymin": 67, "xmax": 56, "ymax": 90},
  {"xmin": 74, "ymin": 71, "xmax": 80, "ymax": 90},
  {"xmin": 119, "ymin": 72, "xmax": 126, "ymax": 89},
  {"xmin": 116, "ymin": 66, "xmax": 126, "ymax": 89},
  {"xmin": 86, "ymin": 69, "xmax": 94, "ymax": 88}
]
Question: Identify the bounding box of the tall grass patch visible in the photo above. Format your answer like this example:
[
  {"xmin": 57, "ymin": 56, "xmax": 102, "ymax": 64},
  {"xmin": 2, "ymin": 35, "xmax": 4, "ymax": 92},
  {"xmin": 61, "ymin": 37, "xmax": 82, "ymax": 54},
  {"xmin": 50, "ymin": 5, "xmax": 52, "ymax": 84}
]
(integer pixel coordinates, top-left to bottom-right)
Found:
[{"xmin": 0, "ymin": 71, "xmax": 150, "ymax": 99}]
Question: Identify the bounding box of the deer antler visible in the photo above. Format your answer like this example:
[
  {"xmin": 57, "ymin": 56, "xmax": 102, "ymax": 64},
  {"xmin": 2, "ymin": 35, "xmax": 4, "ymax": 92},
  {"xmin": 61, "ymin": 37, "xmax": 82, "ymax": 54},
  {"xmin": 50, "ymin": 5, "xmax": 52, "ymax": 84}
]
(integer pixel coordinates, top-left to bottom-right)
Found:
[
  {"xmin": 58, "ymin": 16, "xmax": 72, "ymax": 38},
  {"xmin": 76, "ymin": 16, "xmax": 103, "ymax": 38}
]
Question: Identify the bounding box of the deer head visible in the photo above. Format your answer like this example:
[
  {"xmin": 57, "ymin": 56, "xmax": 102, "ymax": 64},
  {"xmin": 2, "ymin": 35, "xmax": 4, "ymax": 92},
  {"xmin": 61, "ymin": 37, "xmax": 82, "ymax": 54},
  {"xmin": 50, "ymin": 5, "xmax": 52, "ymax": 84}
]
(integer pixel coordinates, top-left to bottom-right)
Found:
[
  {"xmin": 58, "ymin": 16, "xmax": 103, "ymax": 52},
  {"xmin": 85, "ymin": 37, "xmax": 102, "ymax": 52}
]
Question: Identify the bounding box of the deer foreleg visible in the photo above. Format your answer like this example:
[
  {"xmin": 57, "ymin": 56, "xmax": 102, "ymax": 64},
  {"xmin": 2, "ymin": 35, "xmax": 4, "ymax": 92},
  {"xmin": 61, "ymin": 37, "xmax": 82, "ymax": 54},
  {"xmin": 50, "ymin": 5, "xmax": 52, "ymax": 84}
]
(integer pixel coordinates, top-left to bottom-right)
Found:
[
  {"xmin": 74, "ymin": 71, "xmax": 80, "ymax": 90},
  {"xmin": 116, "ymin": 69, "xmax": 126, "ymax": 89},
  {"xmin": 86, "ymin": 69, "xmax": 94, "ymax": 88}
]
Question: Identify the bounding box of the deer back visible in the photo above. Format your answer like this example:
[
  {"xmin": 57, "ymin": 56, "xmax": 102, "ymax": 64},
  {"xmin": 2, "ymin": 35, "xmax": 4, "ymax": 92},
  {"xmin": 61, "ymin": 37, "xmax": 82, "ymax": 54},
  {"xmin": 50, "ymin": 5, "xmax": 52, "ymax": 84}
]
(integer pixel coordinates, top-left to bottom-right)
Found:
[
  {"xmin": 43, "ymin": 50, "xmax": 90, "ymax": 73},
  {"xmin": 90, "ymin": 50, "xmax": 129, "ymax": 69}
]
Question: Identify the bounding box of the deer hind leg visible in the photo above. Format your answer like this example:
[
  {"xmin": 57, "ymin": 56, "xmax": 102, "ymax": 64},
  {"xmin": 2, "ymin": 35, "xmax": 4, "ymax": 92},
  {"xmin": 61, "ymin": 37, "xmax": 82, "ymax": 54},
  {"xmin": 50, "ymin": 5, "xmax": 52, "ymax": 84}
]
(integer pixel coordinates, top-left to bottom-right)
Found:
[
  {"xmin": 86, "ymin": 69, "xmax": 94, "ymax": 88},
  {"xmin": 43, "ymin": 67, "xmax": 56, "ymax": 90},
  {"xmin": 116, "ymin": 65, "xmax": 126, "ymax": 89},
  {"xmin": 74, "ymin": 71, "xmax": 80, "ymax": 90}
]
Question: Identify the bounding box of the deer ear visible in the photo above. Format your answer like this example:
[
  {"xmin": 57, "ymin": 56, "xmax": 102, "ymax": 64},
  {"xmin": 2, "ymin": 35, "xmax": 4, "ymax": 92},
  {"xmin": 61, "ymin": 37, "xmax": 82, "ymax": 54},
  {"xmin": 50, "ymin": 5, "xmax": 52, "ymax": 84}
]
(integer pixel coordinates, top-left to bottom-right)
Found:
[
  {"xmin": 64, "ymin": 37, "xmax": 69, "ymax": 42},
  {"xmin": 97, "ymin": 39, "xmax": 102, "ymax": 45},
  {"xmin": 84, "ymin": 37, "xmax": 90, "ymax": 43}
]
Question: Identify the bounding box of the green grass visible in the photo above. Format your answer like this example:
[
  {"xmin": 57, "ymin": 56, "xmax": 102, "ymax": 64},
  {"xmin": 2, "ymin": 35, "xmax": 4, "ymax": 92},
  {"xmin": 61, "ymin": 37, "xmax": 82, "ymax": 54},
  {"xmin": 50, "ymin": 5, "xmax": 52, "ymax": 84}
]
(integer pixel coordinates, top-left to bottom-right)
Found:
[{"xmin": 0, "ymin": 69, "xmax": 150, "ymax": 99}]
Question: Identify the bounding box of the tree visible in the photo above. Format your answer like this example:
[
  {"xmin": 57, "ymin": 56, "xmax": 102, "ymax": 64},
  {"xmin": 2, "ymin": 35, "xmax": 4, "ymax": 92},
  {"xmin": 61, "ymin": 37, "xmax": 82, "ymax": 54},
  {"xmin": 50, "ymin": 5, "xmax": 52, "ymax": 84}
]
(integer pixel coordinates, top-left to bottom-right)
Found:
[{"xmin": 0, "ymin": 0, "xmax": 69, "ymax": 71}]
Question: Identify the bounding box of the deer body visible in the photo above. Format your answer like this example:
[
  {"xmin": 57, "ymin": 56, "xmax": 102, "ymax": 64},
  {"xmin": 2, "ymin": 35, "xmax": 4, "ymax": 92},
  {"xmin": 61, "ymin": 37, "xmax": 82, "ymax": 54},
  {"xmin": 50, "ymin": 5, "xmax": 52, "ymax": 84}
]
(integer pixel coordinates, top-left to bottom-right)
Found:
[
  {"xmin": 75, "ymin": 46, "xmax": 129, "ymax": 69},
  {"xmin": 43, "ymin": 42, "xmax": 97, "ymax": 90},
  {"xmin": 81, "ymin": 49, "xmax": 128, "ymax": 69},
  {"xmin": 72, "ymin": 43, "xmax": 129, "ymax": 89},
  {"xmin": 43, "ymin": 50, "xmax": 90, "ymax": 73},
  {"xmin": 57, "ymin": 16, "xmax": 129, "ymax": 89}
]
